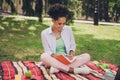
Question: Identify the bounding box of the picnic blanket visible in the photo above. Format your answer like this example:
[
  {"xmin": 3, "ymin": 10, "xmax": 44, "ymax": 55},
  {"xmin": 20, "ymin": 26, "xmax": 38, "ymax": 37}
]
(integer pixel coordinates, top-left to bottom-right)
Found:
[{"xmin": 0, "ymin": 61, "xmax": 118, "ymax": 80}]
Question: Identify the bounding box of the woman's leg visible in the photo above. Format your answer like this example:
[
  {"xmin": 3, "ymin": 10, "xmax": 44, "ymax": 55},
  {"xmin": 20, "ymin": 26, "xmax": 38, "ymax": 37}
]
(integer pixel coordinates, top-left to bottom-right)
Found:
[
  {"xmin": 41, "ymin": 53, "xmax": 69, "ymax": 72},
  {"xmin": 68, "ymin": 53, "xmax": 90, "ymax": 68}
]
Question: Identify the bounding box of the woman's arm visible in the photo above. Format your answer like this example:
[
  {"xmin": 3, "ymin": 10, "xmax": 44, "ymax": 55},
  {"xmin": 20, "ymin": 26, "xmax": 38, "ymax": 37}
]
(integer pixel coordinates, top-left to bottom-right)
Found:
[
  {"xmin": 69, "ymin": 27, "xmax": 76, "ymax": 52},
  {"xmin": 66, "ymin": 50, "xmax": 74, "ymax": 60},
  {"xmin": 41, "ymin": 31, "xmax": 53, "ymax": 55}
]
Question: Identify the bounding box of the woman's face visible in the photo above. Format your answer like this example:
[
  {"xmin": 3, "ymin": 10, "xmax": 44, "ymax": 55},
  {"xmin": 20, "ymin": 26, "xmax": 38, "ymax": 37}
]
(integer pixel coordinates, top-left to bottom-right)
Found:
[{"xmin": 52, "ymin": 17, "xmax": 66, "ymax": 32}]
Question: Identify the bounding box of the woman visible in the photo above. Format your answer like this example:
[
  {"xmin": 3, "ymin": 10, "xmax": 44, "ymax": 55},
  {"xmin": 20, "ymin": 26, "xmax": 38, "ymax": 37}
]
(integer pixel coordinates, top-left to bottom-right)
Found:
[{"xmin": 41, "ymin": 3, "xmax": 90, "ymax": 74}]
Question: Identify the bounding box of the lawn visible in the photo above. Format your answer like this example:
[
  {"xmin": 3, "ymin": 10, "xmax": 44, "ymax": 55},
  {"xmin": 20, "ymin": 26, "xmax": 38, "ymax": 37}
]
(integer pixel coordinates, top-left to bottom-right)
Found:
[{"xmin": 0, "ymin": 15, "xmax": 120, "ymax": 65}]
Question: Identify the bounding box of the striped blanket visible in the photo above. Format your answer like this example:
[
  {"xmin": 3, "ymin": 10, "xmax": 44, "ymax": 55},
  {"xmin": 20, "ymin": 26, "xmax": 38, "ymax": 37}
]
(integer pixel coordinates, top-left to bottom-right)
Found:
[{"xmin": 0, "ymin": 61, "xmax": 118, "ymax": 80}]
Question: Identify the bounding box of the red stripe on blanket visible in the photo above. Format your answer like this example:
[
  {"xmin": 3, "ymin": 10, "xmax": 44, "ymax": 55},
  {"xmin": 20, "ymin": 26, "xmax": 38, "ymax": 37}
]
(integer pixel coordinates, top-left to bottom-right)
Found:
[
  {"xmin": 55, "ymin": 72, "xmax": 75, "ymax": 80},
  {"xmin": 1, "ymin": 61, "xmax": 17, "ymax": 80},
  {"xmin": 23, "ymin": 61, "xmax": 45, "ymax": 80},
  {"xmin": 86, "ymin": 62, "xmax": 105, "ymax": 74},
  {"xmin": 85, "ymin": 73, "xmax": 102, "ymax": 80}
]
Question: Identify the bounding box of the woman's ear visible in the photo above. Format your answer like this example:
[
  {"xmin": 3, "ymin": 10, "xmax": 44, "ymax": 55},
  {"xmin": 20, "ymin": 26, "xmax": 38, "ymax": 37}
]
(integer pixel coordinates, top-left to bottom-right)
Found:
[{"xmin": 52, "ymin": 19, "xmax": 55, "ymax": 23}]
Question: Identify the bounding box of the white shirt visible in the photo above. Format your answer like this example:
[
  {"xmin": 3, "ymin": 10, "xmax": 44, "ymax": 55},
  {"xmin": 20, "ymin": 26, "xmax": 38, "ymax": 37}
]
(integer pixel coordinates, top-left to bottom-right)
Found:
[{"xmin": 41, "ymin": 25, "xmax": 76, "ymax": 55}]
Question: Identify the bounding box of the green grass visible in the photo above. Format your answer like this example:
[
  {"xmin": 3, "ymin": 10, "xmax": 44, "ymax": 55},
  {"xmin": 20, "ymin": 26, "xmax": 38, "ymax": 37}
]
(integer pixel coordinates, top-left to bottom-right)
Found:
[
  {"xmin": 73, "ymin": 23, "xmax": 120, "ymax": 65},
  {"xmin": 0, "ymin": 16, "xmax": 120, "ymax": 65}
]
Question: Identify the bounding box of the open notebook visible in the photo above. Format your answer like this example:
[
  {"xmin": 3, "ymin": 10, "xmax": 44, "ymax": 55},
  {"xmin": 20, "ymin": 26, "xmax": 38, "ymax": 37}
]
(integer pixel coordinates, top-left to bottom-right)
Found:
[{"xmin": 53, "ymin": 55, "xmax": 76, "ymax": 65}]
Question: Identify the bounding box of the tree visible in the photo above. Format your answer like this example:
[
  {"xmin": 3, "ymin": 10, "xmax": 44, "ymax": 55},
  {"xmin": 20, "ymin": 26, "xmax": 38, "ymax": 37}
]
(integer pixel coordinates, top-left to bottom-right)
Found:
[
  {"xmin": 94, "ymin": 0, "xmax": 99, "ymax": 25},
  {"xmin": 67, "ymin": 0, "xmax": 82, "ymax": 19},
  {"xmin": 81, "ymin": 0, "xmax": 94, "ymax": 20},
  {"xmin": 35, "ymin": 0, "xmax": 43, "ymax": 22},
  {"xmin": 22, "ymin": 0, "xmax": 34, "ymax": 16},
  {"xmin": 48, "ymin": 0, "xmax": 62, "ymax": 4},
  {"xmin": 48, "ymin": 0, "xmax": 68, "ymax": 5},
  {"xmin": 113, "ymin": 0, "xmax": 120, "ymax": 22},
  {"xmin": 103, "ymin": 0, "xmax": 109, "ymax": 22},
  {"xmin": 0, "ymin": 0, "xmax": 3, "ymax": 10},
  {"xmin": 5, "ymin": 0, "xmax": 16, "ymax": 14}
]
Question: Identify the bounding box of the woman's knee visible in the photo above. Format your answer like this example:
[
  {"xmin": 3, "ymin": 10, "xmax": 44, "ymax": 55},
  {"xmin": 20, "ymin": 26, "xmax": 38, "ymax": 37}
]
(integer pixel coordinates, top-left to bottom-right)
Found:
[
  {"xmin": 41, "ymin": 53, "xmax": 48, "ymax": 60},
  {"xmin": 82, "ymin": 53, "xmax": 91, "ymax": 61}
]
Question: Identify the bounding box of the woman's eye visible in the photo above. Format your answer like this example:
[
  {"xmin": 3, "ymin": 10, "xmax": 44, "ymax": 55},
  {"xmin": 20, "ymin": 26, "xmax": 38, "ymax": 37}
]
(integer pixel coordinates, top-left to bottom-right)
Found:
[
  {"xmin": 58, "ymin": 23, "xmax": 65, "ymax": 25},
  {"xmin": 58, "ymin": 23, "xmax": 62, "ymax": 25}
]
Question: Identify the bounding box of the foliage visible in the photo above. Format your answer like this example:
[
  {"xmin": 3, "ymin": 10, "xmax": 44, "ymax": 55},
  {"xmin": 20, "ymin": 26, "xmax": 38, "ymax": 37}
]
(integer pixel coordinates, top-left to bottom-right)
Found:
[
  {"xmin": 67, "ymin": 0, "xmax": 82, "ymax": 19},
  {"xmin": 81, "ymin": 0, "xmax": 95, "ymax": 19},
  {"xmin": 35, "ymin": 0, "xmax": 43, "ymax": 22},
  {"xmin": 48, "ymin": 0, "xmax": 68, "ymax": 5},
  {"xmin": 99, "ymin": 0, "xmax": 109, "ymax": 22},
  {"xmin": 22, "ymin": 0, "xmax": 34, "ymax": 16},
  {"xmin": 21, "ymin": 0, "xmax": 43, "ymax": 22},
  {"xmin": 0, "ymin": 0, "xmax": 3, "ymax": 9},
  {"xmin": 66, "ymin": 11, "xmax": 74, "ymax": 25},
  {"xmin": 5, "ymin": 0, "xmax": 16, "ymax": 14},
  {"xmin": 113, "ymin": 0, "xmax": 120, "ymax": 22}
]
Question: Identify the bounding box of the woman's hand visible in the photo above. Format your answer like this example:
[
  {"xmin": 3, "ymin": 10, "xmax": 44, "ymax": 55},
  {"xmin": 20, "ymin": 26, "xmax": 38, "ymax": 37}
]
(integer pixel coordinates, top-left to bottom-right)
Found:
[
  {"xmin": 67, "ymin": 55, "xmax": 73, "ymax": 60},
  {"xmin": 67, "ymin": 50, "xmax": 74, "ymax": 60},
  {"xmin": 51, "ymin": 54, "xmax": 55, "ymax": 57}
]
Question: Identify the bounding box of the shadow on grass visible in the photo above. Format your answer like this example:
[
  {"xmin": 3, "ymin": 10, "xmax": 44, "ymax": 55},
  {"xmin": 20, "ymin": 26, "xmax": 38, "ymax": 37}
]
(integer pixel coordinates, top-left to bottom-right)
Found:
[
  {"xmin": 0, "ymin": 16, "xmax": 48, "ymax": 33},
  {"xmin": 0, "ymin": 54, "xmax": 20, "ymax": 62},
  {"xmin": 22, "ymin": 54, "xmax": 41, "ymax": 61},
  {"xmin": 0, "ymin": 16, "xmax": 48, "ymax": 62},
  {"xmin": 75, "ymin": 34, "xmax": 120, "ymax": 65},
  {"xmin": 0, "ymin": 53, "xmax": 41, "ymax": 62}
]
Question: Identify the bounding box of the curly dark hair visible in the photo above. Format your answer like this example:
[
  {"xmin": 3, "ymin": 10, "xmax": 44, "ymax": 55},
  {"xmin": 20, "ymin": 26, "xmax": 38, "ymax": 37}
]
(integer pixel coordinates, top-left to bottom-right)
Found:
[{"xmin": 47, "ymin": 3, "xmax": 69, "ymax": 20}]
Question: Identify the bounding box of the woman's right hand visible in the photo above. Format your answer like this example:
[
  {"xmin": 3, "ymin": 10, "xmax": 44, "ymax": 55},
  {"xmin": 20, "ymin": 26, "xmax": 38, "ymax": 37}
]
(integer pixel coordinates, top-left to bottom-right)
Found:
[
  {"xmin": 51, "ymin": 54, "xmax": 55, "ymax": 57},
  {"xmin": 66, "ymin": 55, "xmax": 73, "ymax": 60}
]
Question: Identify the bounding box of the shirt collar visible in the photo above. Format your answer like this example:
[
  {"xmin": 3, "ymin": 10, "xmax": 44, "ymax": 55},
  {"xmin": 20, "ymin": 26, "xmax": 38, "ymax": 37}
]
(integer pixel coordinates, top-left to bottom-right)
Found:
[
  {"xmin": 48, "ymin": 25, "xmax": 65, "ymax": 34},
  {"xmin": 48, "ymin": 25, "xmax": 53, "ymax": 34}
]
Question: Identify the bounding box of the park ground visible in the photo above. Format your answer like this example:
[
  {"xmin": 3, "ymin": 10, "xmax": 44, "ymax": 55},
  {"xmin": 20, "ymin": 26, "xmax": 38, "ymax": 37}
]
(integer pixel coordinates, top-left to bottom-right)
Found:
[{"xmin": 0, "ymin": 15, "xmax": 120, "ymax": 65}]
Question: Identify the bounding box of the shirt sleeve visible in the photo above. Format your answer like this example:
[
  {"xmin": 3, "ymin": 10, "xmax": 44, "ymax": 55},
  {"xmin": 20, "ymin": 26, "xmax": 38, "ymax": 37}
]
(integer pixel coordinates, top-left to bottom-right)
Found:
[
  {"xmin": 69, "ymin": 27, "xmax": 76, "ymax": 53},
  {"xmin": 62, "ymin": 26, "xmax": 76, "ymax": 55},
  {"xmin": 41, "ymin": 31, "xmax": 53, "ymax": 55}
]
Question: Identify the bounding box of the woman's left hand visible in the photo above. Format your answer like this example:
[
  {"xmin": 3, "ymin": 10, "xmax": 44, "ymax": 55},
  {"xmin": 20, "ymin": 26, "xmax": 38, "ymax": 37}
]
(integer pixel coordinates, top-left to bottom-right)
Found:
[{"xmin": 67, "ymin": 50, "xmax": 74, "ymax": 60}]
